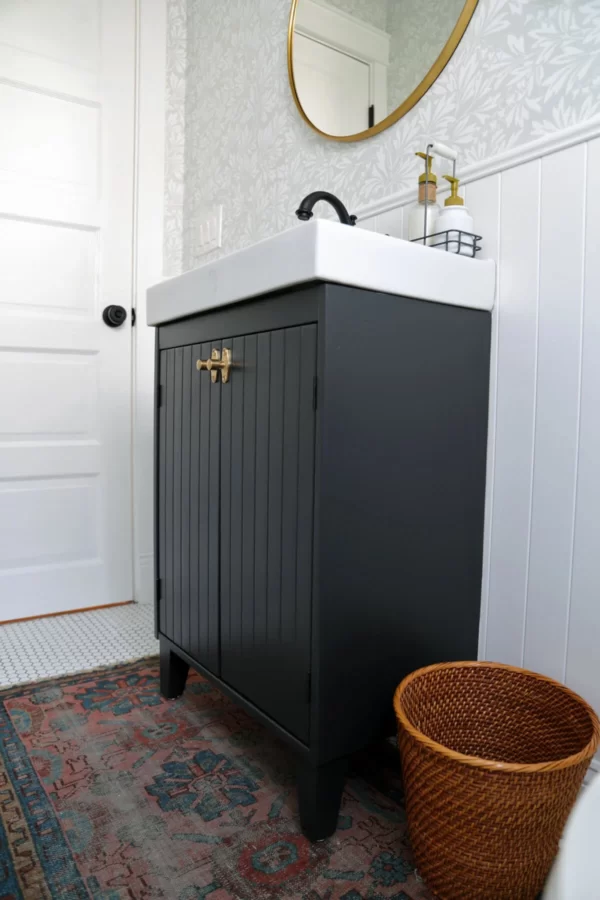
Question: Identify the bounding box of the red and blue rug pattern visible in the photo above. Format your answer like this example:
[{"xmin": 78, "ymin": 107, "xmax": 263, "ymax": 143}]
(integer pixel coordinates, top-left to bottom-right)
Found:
[{"xmin": 0, "ymin": 658, "xmax": 436, "ymax": 899}]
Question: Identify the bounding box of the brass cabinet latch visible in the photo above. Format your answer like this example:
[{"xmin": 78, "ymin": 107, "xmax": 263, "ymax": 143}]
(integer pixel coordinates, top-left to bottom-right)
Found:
[{"xmin": 196, "ymin": 347, "xmax": 231, "ymax": 384}]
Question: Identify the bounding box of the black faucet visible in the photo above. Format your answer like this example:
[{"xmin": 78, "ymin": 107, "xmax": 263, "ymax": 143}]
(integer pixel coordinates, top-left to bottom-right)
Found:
[{"xmin": 295, "ymin": 191, "xmax": 357, "ymax": 226}]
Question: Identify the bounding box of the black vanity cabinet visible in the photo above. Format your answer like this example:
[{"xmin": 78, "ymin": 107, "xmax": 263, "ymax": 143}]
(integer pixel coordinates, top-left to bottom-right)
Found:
[{"xmin": 154, "ymin": 282, "xmax": 491, "ymax": 841}]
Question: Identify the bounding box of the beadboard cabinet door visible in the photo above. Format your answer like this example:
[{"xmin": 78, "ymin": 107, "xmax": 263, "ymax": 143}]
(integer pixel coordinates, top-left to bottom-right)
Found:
[
  {"xmin": 158, "ymin": 342, "xmax": 221, "ymax": 676},
  {"xmin": 220, "ymin": 325, "xmax": 318, "ymax": 743},
  {"xmin": 158, "ymin": 324, "xmax": 318, "ymax": 743}
]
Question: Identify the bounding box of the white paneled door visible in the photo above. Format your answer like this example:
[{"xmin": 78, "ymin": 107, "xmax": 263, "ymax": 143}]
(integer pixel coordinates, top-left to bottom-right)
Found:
[{"xmin": 0, "ymin": 0, "xmax": 136, "ymax": 620}]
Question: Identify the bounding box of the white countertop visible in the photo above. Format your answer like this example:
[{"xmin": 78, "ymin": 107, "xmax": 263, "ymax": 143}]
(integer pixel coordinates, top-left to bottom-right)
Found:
[{"xmin": 147, "ymin": 219, "xmax": 496, "ymax": 326}]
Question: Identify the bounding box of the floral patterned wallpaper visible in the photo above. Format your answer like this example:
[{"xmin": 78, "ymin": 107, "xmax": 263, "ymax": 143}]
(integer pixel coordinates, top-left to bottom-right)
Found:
[{"xmin": 164, "ymin": 0, "xmax": 600, "ymax": 274}]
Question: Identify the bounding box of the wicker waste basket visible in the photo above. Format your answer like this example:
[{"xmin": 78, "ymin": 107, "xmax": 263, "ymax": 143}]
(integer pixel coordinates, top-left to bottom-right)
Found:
[{"xmin": 393, "ymin": 661, "xmax": 600, "ymax": 900}]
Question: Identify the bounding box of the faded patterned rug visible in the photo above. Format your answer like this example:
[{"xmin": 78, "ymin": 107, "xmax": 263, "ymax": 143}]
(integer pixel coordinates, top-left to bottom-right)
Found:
[{"xmin": 0, "ymin": 658, "xmax": 436, "ymax": 900}]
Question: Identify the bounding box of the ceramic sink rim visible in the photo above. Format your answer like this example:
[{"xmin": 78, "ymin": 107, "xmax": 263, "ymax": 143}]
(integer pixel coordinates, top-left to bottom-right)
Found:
[{"xmin": 147, "ymin": 219, "xmax": 496, "ymax": 326}]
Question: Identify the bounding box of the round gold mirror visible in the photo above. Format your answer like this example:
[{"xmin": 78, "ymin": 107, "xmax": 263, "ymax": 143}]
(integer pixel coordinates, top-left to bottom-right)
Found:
[{"xmin": 288, "ymin": 0, "xmax": 479, "ymax": 142}]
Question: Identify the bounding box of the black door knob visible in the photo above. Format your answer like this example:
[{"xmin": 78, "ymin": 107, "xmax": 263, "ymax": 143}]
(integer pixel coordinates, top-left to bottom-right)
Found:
[{"xmin": 102, "ymin": 305, "xmax": 128, "ymax": 328}]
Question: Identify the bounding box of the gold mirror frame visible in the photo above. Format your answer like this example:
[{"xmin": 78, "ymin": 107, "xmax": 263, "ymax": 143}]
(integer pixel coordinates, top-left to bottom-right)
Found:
[{"xmin": 288, "ymin": 0, "xmax": 479, "ymax": 143}]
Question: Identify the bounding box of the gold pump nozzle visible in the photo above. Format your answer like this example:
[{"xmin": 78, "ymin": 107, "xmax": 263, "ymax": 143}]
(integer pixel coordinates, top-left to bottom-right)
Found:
[
  {"xmin": 416, "ymin": 151, "xmax": 437, "ymax": 185},
  {"xmin": 443, "ymin": 174, "xmax": 464, "ymax": 206}
]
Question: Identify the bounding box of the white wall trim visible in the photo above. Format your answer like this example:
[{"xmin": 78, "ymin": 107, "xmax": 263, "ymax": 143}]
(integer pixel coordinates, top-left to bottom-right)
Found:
[
  {"xmin": 356, "ymin": 115, "xmax": 600, "ymax": 220},
  {"xmin": 296, "ymin": 0, "xmax": 390, "ymax": 64},
  {"xmin": 130, "ymin": 0, "xmax": 142, "ymax": 603},
  {"xmin": 132, "ymin": 0, "xmax": 167, "ymax": 607}
]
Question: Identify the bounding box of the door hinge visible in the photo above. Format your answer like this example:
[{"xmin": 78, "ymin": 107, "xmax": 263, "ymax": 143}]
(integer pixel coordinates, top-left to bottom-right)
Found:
[
  {"xmin": 368, "ymin": 104, "xmax": 375, "ymax": 128},
  {"xmin": 157, "ymin": 384, "xmax": 162, "ymax": 408},
  {"xmin": 312, "ymin": 376, "xmax": 318, "ymax": 410},
  {"xmin": 156, "ymin": 578, "xmax": 162, "ymax": 601},
  {"xmin": 306, "ymin": 672, "xmax": 312, "ymax": 703},
  {"xmin": 131, "ymin": 308, "xmax": 136, "ymax": 326}
]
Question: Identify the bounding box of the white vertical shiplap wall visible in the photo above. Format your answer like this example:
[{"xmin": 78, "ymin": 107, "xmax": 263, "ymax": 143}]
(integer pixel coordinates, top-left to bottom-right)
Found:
[
  {"xmin": 524, "ymin": 146, "xmax": 586, "ymax": 683},
  {"xmin": 568, "ymin": 139, "xmax": 600, "ymax": 714},
  {"xmin": 360, "ymin": 138, "xmax": 600, "ymax": 761}
]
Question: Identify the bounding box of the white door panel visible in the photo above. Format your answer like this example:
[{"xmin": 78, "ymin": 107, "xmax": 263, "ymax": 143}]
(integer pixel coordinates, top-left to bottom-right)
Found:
[
  {"xmin": 294, "ymin": 33, "xmax": 370, "ymax": 136},
  {"xmin": 0, "ymin": 479, "xmax": 99, "ymax": 567},
  {"xmin": 0, "ymin": 0, "xmax": 135, "ymax": 620},
  {"xmin": 0, "ymin": 0, "xmax": 100, "ymax": 71},
  {"xmin": 0, "ymin": 219, "xmax": 98, "ymax": 316},
  {"xmin": 0, "ymin": 353, "xmax": 98, "ymax": 438},
  {"xmin": 0, "ymin": 84, "xmax": 99, "ymax": 186}
]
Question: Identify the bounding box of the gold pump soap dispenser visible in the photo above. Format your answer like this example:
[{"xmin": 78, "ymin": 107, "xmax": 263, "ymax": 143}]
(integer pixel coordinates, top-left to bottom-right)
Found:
[
  {"xmin": 408, "ymin": 151, "xmax": 440, "ymax": 244},
  {"xmin": 435, "ymin": 175, "xmax": 475, "ymax": 256}
]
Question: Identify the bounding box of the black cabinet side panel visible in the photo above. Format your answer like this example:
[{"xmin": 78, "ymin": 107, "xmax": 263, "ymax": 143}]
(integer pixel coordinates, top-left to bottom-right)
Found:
[
  {"xmin": 315, "ymin": 286, "xmax": 491, "ymax": 763},
  {"xmin": 221, "ymin": 325, "xmax": 317, "ymax": 744}
]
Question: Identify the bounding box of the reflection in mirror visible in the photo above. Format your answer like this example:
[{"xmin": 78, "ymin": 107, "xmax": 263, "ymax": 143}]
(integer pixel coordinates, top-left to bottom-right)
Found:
[{"xmin": 289, "ymin": 0, "xmax": 475, "ymax": 141}]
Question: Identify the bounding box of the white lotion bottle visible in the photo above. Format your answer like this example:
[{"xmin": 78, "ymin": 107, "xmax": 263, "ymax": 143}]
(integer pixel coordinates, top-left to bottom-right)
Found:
[
  {"xmin": 435, "ymin": 175, "xmax": 474, "ymax": 256},
  {"xmin": 408, "ymin": 151, "xmax": 440, "ymax": 244}
]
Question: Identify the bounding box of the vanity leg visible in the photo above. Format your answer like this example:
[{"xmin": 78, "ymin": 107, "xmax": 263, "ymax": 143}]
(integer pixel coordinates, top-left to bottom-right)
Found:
[
  {"xmin": 297, "ymin": 756, "xmax": 348, "ymax": 842},
  {"xmin": 160, "ymin": 640, "xmax": 190, "ymax": 699}
]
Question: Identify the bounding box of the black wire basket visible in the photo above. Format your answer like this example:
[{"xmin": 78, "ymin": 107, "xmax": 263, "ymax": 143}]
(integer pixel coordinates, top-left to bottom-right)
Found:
[{"xmin": 411, "ymin": 229, "xmax": 482, "ymax": 258}]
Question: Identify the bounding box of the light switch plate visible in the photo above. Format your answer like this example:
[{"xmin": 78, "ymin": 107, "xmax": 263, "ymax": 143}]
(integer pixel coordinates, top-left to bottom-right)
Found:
[{"xmin": 196, "ymin": 205, "xmax": 223, "ymax": 256}]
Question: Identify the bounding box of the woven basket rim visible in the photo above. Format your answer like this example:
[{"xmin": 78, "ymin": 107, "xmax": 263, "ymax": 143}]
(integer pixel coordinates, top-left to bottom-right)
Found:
[{"xmin": 393, "ymin": 660, "xmax": 600, "ymax": 774}]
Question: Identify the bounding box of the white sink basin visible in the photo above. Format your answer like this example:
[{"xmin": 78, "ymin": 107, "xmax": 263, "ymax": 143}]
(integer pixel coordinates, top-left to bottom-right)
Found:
[{"xmin": 147, "ymin": 219, "xmax": 496, "ymax": 326}]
